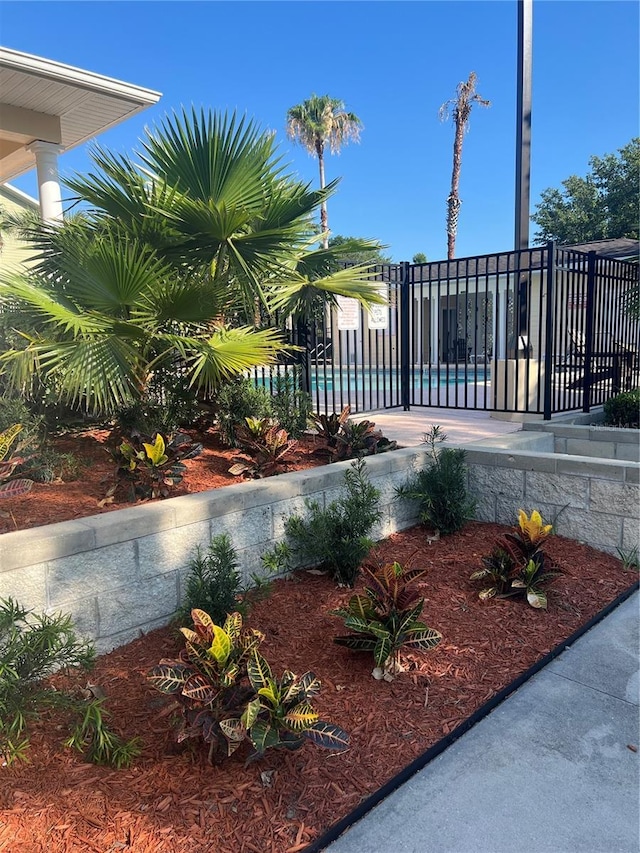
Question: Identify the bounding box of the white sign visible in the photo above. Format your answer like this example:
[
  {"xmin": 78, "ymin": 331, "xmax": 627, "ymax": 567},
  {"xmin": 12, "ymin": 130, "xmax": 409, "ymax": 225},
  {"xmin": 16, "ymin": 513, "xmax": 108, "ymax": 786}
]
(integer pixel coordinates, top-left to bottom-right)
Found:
[
  {"xmin": 367, "ymin": 288, "xmax": 388, "ymax": 330},
  {"xmin": 336, "ymin": 296, "xmax": 360, "ymax": 331}
]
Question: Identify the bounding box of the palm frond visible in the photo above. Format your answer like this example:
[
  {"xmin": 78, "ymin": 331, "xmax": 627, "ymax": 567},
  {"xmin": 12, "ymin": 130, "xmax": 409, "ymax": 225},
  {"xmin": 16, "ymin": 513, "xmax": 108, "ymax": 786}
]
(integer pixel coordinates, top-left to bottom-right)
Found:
[
  {"xmin": 133, "ymin": 274, "xmax": 230, "ymax": 325},
  {"xmin": 160, "ymin": 326, "xmax": 286, "ymax": 394},
  {"xmin": 286, "ymin": 95, "xmax": 362, "ymax": 155},
  {"xmin": 0, "ymin": 337, "xmax": 142, "ymax": 413},
  {"xmin": 0, "ymin": 274, "xmax": 108, "ymax": 336},
  {"xmin": 295, "ymin": 238, "xmax": 386, "ymax": 279},
  {"xmin": 139, "ymin": 109, "xmax": 283, "ymax": 207},
  {"xmin": 268, "ymin": 265, "xmax": 386, "ymax": 320}
]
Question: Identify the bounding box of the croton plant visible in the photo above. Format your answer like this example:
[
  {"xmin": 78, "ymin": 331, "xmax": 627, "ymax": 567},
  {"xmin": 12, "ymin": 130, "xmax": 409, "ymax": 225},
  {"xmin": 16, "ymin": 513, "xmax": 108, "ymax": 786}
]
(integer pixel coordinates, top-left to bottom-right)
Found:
[
  {"xmin": 104, "ymin": 430, "xmax": 202, "ymax": 503},
  {"xmin": 148, "ymin": 609, "xmax": 349, "ymax": 762},
  {"xmin": 333, "ymin": 561, "xmax": 442, "ymax": 681},
  {"xmin": 0, "ymin": 424, "xmax": 34, "ymax": 499},
  {"xmin": 470, "ymin": 510, "xmax": 559, "ymax": 609}
]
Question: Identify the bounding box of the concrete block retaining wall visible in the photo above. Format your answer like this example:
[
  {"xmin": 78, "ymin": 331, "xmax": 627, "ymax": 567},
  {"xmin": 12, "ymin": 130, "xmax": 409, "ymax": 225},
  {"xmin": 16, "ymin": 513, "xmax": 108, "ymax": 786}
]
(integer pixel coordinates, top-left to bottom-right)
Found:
[
  {"xmin": 0, "ymin": 450, "xmax": 431, "ymax": 653},
  {"xmin": 3, "ymin": 430, "xmax": 638, "ymax": 654},
  {"xmin": 465, "ymin": 442, "xmax": 639, "ymax": 558},
  {"xmin": 522, "ymin": 422, "xmax": 640, "ymax": 463}
]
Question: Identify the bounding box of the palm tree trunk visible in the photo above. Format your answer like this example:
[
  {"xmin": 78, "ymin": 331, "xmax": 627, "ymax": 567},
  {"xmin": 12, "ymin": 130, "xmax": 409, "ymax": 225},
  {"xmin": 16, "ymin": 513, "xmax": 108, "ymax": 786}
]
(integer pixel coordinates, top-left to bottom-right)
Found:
[
  {"xmin": 316, "ymin": 140, "xmax": 329, "ymax": 249},
  {"xmin": 447, "ymin": 119, "xmax": 465, "ymax": 260}
]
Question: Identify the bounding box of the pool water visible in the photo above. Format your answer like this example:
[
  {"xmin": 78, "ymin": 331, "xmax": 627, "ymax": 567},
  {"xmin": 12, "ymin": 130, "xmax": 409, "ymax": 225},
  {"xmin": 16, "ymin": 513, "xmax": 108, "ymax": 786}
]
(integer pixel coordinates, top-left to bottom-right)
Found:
[{"xmin": 310, "ymin": 366, "xmax": 487, "ymax": 393}]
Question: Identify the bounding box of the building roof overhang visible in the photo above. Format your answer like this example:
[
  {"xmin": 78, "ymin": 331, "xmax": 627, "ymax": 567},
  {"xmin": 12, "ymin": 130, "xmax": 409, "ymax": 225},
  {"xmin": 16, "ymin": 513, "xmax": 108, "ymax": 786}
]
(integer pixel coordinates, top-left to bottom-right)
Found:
[{"xmin": 0, "ymin": 47, "xmax": 161, "ymax": 181}]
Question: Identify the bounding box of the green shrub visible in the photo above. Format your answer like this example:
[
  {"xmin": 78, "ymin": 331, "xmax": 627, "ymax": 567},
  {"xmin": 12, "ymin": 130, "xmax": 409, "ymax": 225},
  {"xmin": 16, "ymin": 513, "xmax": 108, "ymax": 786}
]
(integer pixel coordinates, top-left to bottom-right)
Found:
[
  {"xmin": 396, "ymin": 425, "xmax": 475, "ymax": 535},
  {"xmin": 0, "ymin": 402, "xmax": 84, "ymax": 485},
  {"xmin": 0, "ymin": 598, "xmax": 140, "ymax": 767},
  {"xmin": 17, "ymin": 447, "xmax": 83, "ymax": 484},
  {"xmin": 114, "ymin": 375, "xmax": 202, "ymax": 436},
  {"xmin": 215, "ymin": 378, "xmax": 273, "ymax": 447},
  {"xmin": 178, "ymin": 534, "xmax": 275, "ymax": 626},
  {"xmin": 0, "ymin": 396, "xmax": 44, "ymax": 455},
  {"xmin": 114, "ymin": 401, "xmax": 167, "ymax": 436},
  {"xmin": 177, "ymin": 534, "xmax": 246, "ymax": 625},
  {"xmin": 603, "ymin": 389, "xmax": 640, "ymax": 428},
  {"xmin": 0, "ymin": 424, "xmax": 34, "ymax": 499},
  {"xmin": 271, "ymin": 369, "xmax": 312, "ymax": 439},
  {"xmin": 283, "ymin": 458, "xmax": 382, "ymax": 586}
]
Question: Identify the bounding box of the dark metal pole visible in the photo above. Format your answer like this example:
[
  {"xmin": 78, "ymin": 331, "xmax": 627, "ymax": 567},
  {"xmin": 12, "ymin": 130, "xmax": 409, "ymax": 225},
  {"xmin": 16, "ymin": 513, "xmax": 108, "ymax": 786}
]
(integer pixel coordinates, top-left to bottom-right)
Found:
[
  {"xmin": 400, "ymin": 261, "xmax": 411, "ymax": 411},
  {"xmin": 515, "ymin": 0, "xmax": 533, "ymax": 340},
  {"xmin": 515, "ymin": 0, "xmax": 533, "ymax": 252},
  {"xmin": 582, "ymin": 251, "xmax": 596, "ymax": 413},
  {"xmin": 295, "ymin": 316, "xmax": 311, "ymax": 395},
  {"xmin": 542, "ymin": 241, "xmax": 555, "ymax": 419}
]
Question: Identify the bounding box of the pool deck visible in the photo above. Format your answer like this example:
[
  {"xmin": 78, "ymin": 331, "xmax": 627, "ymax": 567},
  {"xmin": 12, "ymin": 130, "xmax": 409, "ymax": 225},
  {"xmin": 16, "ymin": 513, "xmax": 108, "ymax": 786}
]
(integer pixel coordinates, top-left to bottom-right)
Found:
[{"xmin": 352, "ymin": 407, "xmax": 523, "ymax": 447}]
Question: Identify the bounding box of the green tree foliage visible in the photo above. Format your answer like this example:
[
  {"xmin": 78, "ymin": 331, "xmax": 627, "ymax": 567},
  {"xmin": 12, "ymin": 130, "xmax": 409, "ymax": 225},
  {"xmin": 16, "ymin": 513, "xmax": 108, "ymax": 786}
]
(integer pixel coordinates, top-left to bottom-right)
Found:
[
  {"xmin": 412, "ymin": 252, "xmax": 428, "ymax": 264},
  {"xmin": 286, "ymin": 95, "xmax": 362, "ymax": 247},
  {"xmin": 0, "ymin": 110, "xmax": 384, "ymax": 417},
  {"xmin": 531, "ymin": 139, "xmax": 640, "ymax": 245},
  {"xmin": 328, "ymin": 235, "xmax": 391, "ymax": 265}
]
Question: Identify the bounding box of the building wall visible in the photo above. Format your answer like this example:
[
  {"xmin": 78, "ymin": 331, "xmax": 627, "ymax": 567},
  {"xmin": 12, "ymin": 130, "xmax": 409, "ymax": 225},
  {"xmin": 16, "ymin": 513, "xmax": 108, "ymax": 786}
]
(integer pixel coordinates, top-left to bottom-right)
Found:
[{"xmin": 0, "ymin": 184, "xmax": 38, "ymax": 272}]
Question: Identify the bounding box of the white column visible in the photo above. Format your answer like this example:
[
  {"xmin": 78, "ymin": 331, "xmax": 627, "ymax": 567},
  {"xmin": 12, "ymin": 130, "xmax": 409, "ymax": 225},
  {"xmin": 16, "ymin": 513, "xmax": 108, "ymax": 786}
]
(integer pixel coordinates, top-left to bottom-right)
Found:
[{"xmin": 28, "ymin": 141, "xmax": 63, "ymax": 222}]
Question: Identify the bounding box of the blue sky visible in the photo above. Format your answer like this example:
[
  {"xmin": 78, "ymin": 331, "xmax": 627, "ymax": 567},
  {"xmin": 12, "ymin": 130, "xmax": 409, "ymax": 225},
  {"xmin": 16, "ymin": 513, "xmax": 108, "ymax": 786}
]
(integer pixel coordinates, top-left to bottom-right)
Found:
[{"xmin": 2, "ymin": 1, "xmax": 638, "ymax": 262}]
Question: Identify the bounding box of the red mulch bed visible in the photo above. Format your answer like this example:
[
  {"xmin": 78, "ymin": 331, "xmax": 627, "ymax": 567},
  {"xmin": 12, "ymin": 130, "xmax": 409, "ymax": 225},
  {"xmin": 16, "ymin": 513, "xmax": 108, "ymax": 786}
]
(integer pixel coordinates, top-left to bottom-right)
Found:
[
  {"xmin": 0, "ymin": 429, "xmax": 328, "ymax": 534},
  {"xmin": 1, "ymin": 522, "xmax": 636, "ymax": 853}
]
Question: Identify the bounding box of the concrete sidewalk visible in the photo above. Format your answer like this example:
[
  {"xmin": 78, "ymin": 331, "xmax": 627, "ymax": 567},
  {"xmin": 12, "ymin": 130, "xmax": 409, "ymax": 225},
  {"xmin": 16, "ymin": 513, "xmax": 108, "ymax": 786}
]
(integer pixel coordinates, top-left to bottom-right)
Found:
[{"xmin": 326, "ymin": 591, "xmax": 640, "ymax": 853}]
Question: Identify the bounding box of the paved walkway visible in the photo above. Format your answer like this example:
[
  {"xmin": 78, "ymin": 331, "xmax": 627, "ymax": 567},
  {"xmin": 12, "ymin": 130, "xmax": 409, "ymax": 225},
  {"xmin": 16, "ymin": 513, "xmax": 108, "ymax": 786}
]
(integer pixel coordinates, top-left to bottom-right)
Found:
[
  {"xmin": 352, "ymin": 407, "xmax": 523, "ymax": 447},
  {"xmin": 325, "ymin": 591, "xmax": 640, "ymax": 853}
]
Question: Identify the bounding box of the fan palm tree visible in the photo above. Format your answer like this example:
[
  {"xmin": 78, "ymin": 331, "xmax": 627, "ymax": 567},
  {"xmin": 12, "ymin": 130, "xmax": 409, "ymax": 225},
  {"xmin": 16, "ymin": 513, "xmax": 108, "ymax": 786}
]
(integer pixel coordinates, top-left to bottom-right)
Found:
[
  {"xmin": 440, "ymin": 72, "xmax": 490, "ymax": 259},
  {"xmin": 286, "ymin": 95, "xmax": 362, "ymax": 248},
  {"xmin": 0, "ymin": 109, "xmax": 383, "ymax": 415}
]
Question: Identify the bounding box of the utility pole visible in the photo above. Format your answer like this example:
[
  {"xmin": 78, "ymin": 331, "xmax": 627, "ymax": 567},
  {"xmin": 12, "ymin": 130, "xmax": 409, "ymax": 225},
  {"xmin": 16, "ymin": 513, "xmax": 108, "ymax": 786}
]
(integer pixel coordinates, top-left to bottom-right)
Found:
[
  {"xmin": 515, "ymin": 0, "xmax": 532, "ymax": 252},
  {"xmin": 515, "ymin": 0, "xmax": 533, "ymax": 341}
]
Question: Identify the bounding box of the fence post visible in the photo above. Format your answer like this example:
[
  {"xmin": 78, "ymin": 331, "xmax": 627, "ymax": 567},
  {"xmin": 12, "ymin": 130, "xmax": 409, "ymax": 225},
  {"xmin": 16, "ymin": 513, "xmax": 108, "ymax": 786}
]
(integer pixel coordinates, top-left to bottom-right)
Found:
[
  {"xmin": 400, "ymin": 261, "xmax": 411, "ymax": 411},
  {"xmin": 295, "ymin": 316, "xmax": 311, "ymax": 395},
  {"xmin": 542, "ymin": 241, "xmax": 555, "ymax": 419},
  {"xmin": 582, "ymin": 251, "xmax": 596, "ymax": 413}
]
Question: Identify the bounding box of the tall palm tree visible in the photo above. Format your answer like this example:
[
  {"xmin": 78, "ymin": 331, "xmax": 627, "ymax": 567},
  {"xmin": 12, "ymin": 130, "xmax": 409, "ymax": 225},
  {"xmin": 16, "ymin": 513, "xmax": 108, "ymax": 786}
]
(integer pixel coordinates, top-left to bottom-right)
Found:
[
  {"xmin": 0, "ymin": 109, "xmax": 383, "ymax": 415},
  {"xmin": 286, "ymin": 95, "xmax": 362, "ymax": 248},
  {"xmin": 440, "ymin": 72, "xmax": 490, "ymax": 259}
]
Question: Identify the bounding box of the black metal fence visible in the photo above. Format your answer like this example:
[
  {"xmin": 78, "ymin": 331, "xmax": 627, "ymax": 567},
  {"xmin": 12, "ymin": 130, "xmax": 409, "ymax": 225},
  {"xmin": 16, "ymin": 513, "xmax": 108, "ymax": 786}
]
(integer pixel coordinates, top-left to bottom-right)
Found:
[{"xmin": 252, "ymin": 242, "xmax": 639, "ymax": 419}]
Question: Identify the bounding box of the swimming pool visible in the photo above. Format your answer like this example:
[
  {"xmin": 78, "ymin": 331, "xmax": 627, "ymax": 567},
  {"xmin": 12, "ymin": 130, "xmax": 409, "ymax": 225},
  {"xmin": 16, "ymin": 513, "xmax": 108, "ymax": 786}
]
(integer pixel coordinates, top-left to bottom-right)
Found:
[{"xmin": 309, "ymin": 366, "xmax": 487, "ymax": 394}]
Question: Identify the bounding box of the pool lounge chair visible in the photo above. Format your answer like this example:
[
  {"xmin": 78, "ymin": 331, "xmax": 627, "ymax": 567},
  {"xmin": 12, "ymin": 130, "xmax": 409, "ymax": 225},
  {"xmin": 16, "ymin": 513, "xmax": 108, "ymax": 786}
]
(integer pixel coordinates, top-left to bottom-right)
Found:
[{"xmin": 564, "ymin": 329, "xmax": 636, "ymax": 392}]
